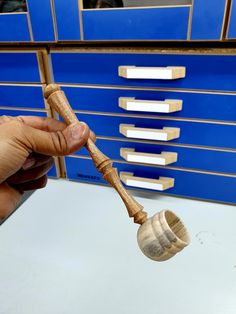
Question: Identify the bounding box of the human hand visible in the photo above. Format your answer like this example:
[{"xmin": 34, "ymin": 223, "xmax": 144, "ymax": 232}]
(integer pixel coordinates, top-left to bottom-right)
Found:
[{"xmin": 0, "ymin": 115, "xmax": 94, "ymax": 220}]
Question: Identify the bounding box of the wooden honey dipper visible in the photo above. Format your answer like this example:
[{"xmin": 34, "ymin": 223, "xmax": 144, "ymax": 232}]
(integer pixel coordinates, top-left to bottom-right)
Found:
[{"xmin": 44, "ymin": 84, "xmax": 190, "ymax": 261}]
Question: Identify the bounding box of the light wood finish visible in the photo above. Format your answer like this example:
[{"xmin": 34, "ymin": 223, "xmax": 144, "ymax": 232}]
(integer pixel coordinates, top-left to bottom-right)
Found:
[
  {"xmin": 44, "ymin": 84, "xmax": 190, "ymax": 261},
  {"xmin": 44, "ymin": 84, "xmax": 147, "ymax": 225},
  {"xmin": 137, "ymin": 210, "xmax": 190, "ymax": 261},
  {"xmin": 119, "ymin": 97, "xmax": 183, "ymax": 113},
  {"xmin": 120, "ymin": 171, "xmax": 175, "ymax": 191},
  {"xmin": 120, "ymin": 124, "xmax": 180, "ymax": 141},
  {"xmin": 118, "ymin": 66, "xmax": 186, "ymax": 80},
  {"xmin": 120, "ymin": 148, "xmax": 178, "ymax": 165}
]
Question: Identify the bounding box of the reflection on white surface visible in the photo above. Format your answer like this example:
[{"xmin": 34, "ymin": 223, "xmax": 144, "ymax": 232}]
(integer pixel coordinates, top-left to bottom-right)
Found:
[{"xmin": 0, "ymin": 179, "xmax": 235, "ymax": 314}]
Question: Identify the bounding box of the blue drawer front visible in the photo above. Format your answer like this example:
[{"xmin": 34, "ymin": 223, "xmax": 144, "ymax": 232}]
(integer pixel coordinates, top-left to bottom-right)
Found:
[
  {"xmin": 27, "ymin": 0, "xmax": 55, "ymax": 42},
  {"xmin": 191, "ymin": 0, "xmax": 226, "ymax": 40},
  {"xmin": 0, "ymin": 109, "xmax": 46, "ymax": 118},
  {"xmin": 0, "ymin": 85, "xmax": 44, "ymax": 109},
  {"xmin": 227, "ymin": 0, "xmax": 236, "ymax": 38},
  {"xmin": 75, "ymin": 113, "xmax": 236, "ymax": 150},
  {"xmin": 65, "ymin": 157, "xmax": 236, "ymax": 204},
  {"xmin": 0, "ymin": 14, "xmax": 30, "ymax": 42},
  {"xmin": 0, "ymin": 53, "xmax": 41, "ymax": 83},
  {"xmin": 52, "ymin": 52, "xmax": 236, "ymax": 92},
  {"xmin": 62, "ymin": 86, "xmax": 236, "ymax": 122},
  {"xmin": 54, "ymin": 0, "xmax": 81, "ymax": 40},
  {"xmin": 76, "ymin": 138, "xmax": 236, "ymax": 175},
  {"xmin": 83, "ymin": 7, "xmax": 189, "ymax": 41}
]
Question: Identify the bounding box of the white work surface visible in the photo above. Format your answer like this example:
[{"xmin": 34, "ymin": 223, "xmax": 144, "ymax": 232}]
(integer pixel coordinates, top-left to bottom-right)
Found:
[{"xmin": 0, "ymin": 179, "xmax": 236, "ymax": 314}]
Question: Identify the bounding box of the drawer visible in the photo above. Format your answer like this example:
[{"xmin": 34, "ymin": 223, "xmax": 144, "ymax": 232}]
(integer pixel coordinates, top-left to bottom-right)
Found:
[
  {"xmin": 65, "ymin": 156, "xmax": 236, "ymax": 204},
  {"xmin": 73, "ymin": 112, "xmax": 236, "ymax": 150},
  {"xmin": 76, "ymin": 138, "xmax": 236, "ymax": 175},
  {"xmin": 62, "ymin": 86, "xmax": 236, "ymax": 122},
  {"xmin": 0, "ymin": 85, "xmax": 45, "ymax": 109},
  {"xmin": 0, "ymin": 1, "xmax": 55, "ymax": 42},
  {"xmin": 82, "ymin": 6, "xmax": 189, "ymax": 41},
  {"xmin": 51, "ymin": 51, "xmax": 236, "ymax": 92},
  {"xmin": 0, "ymin": 52, "xmax": 43, "ymax": 83},
  {"xmin": 227, "ymin": 0, "xmax": 236, "ymax": 39}
]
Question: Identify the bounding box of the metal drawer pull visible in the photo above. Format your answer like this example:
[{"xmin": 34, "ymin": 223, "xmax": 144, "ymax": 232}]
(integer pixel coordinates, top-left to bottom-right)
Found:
[
  {"xmin": 119, "ymin": 97, "xmax": 182, "ymax": 113},
  {"xmin": 120, "ymin": 172, "xmax": 175, "ymax": 191},
  {"xmin": 120, "ymin": 124, "xmax": 180, "ymax": 141},
  {"xmin": 120, "ymin": 148, "xmax": 178, "ymax": 166},
  {"xmin": 118, "ymin": 66, "xmax": 186, "ymax": 80}
]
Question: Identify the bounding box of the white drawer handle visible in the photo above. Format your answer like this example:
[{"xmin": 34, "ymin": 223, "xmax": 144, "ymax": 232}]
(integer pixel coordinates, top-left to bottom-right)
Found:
[
  {"xmin": 120, "ymin": 172, "xmax": 175, "ymax": 191},
  {"xmin": 118, "ymin": 66, "xmax": 186, "ymax": 80},
  {"xmin": 120, "ymin": 124, "xmax": 180, "ymax": 141},
  {"xmin": 120, "ymin": 148, "xmax": 178, "ymax": 166},
  {"xmin": 119, "ymin": 97, "xmax": 183, "ymax": 113}
]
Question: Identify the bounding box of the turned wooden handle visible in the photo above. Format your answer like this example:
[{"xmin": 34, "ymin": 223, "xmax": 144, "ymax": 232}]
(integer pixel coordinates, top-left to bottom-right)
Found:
[{"xmin": 44, "ymin": 84, "xmax": 148, "ymax": 225}]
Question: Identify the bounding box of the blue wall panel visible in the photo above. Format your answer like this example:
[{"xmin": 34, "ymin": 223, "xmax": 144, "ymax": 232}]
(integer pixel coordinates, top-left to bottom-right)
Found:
[
  {"xmin": 83, "ymin": 7, "xmax": 189, "ymax": 40},
  {"xmin": 0, "ymin": 53, "xmax": 41, "ymax": 83},
  {"xmin": 54, "ymin": 0, "xmax": 81, "ymax": 40},
  {"xmin": 65, "ymin": 157, "xmax": 236, "ymax": 204},
  {"xmin": 0, "ymin": 85, "xmax": 44, "ymax": 109},
  {"xmin": 0, "ymin": 14, "xmax": 30, "ymax": 42},
  {"xmin": 191, "ymin": 0, "xmax": 226, "ymax": 40},
  {"xmin": 52, "ymin": 52, "xmax": 236, "ymax": 92},
  {"xmin": 27, "ymin": 0, "xmax": 55, "ymax": 41}
]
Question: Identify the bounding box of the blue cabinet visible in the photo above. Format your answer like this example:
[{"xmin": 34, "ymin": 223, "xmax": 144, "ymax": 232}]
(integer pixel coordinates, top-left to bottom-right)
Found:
[
  {"xmin": 0, "ymin": 0, "xmax": 55, "ymax": 42},
  {"xmin": 51, "ymin": 0, "xmax": 227, "ymax": 41}
]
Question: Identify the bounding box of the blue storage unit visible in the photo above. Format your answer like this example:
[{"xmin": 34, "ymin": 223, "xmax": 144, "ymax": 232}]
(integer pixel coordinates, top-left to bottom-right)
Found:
[
  {"xmin": 49, "ymin": 48, "xmax": 236, "ymax": 204},
  {"xmin": 0, "ymin": 0, "xmax": 55, "ymax": 42},
  {"xmin": 52, "ymin": 0, "xmax": 227, "ymax": 41}
]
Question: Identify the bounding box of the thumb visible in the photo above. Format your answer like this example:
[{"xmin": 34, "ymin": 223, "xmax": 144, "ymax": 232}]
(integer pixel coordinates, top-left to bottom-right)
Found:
[{"xmin": 24, "ymin": 122, "xmax": 90, "ymax": 156}]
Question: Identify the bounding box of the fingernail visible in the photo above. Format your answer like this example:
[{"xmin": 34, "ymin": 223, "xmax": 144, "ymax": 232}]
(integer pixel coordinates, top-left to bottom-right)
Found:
[
  {"xmin": 22, "ymin": 158, "xmax": 35, "ymax": 170},
  {"xmin": 71, "ymin": 123, "xmax": 87, "ymax": 140}
]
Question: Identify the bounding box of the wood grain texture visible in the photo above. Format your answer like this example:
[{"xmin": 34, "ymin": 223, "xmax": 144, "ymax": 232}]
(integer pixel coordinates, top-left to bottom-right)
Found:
[{"xmin": 44, "ymin": 84, "xmax": 147, "ymax": 225}]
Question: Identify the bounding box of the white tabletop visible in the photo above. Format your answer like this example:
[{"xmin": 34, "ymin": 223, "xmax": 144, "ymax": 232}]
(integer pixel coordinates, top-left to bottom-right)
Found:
[{"xmin": 0, "ymin": 179, "xmax": 236, "ymax": 314}]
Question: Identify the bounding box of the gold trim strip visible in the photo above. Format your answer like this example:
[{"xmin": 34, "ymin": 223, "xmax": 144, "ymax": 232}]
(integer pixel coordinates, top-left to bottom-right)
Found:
[
  {"xmin": 187, "ymin": 0, "xmax": 194, "ymax": 40},
  {"xmin": 78, "ymin": 0, "xmax": 84, "ymax": 40},
  {"xmin": 0, "ymin": 106, "xmax": 46, "ymax": 112},
  {"xmin": 75, "ymin": 110, "xmax": 236, "ymax": 126},
  {"xmin": 50, "ymin": 47, "xmax": 236, "ymax": 55},
  {"xmin": 88, "ymin": 135, "xmax": 236, "ymax": 153},
  {"xmin": 37, "ymin": 51, "xmax": 46, "ymax": 84},
  {"xmin": 68, "ymin": 154, "xmax": 236, "ymax": 178},
  {"xmin": 58, "ymin": 82, "xmax": 236, "ymax": 95},
  {"xmin": 221, "ymin": 0, "xmax": 232, "ymax": 40},
  {"xmin": 50, "ymin": 0, "xmax": 58, "ymax": 42}
]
